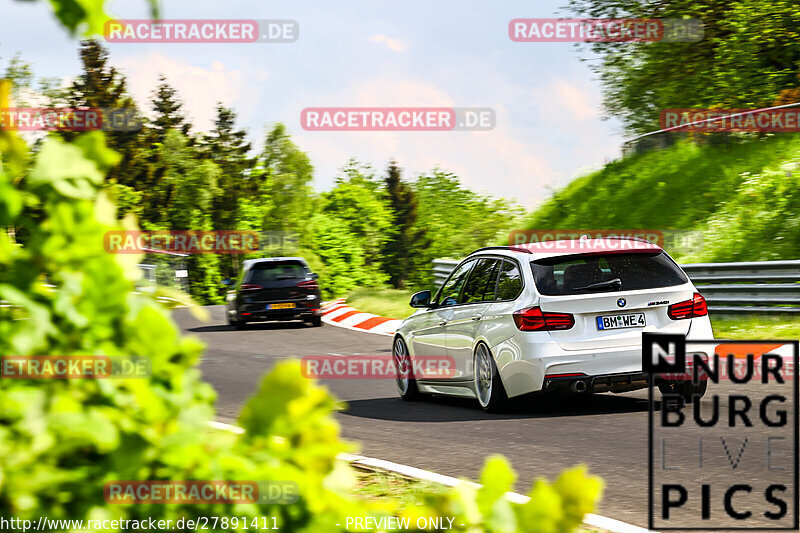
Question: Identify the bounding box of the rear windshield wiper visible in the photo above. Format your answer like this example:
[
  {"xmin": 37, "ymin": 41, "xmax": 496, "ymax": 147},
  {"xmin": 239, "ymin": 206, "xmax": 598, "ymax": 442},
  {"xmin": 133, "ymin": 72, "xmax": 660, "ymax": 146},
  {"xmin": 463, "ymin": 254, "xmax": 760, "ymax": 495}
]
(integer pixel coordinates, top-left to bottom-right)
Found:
[{"xmin": 571, "ymin": 278, "xmax": 622, "ymax": 292}]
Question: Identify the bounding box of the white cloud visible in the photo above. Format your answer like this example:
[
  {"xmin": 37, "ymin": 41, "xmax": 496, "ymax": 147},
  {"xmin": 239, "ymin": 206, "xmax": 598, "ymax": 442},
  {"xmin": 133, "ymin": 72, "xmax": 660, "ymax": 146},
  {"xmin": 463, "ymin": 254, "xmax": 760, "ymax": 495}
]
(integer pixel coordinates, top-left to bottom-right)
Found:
[
  {"xmin": 291, "ymin": 77, "xmax": 555, "ymax": 207},
  {"xmin": 531, "ymin": 79, "xmax": 601, "ymax": 122},
  {"xmin": 369, "ymin": 34, "xmax": 408, "ymax": 53},
  {"xmin": 114, "ymin": 53, "xmax": 246, "ymax": 131},
  {"xmin": 551, "ymin": 80, "xmax": 599, "ymax": 120}
]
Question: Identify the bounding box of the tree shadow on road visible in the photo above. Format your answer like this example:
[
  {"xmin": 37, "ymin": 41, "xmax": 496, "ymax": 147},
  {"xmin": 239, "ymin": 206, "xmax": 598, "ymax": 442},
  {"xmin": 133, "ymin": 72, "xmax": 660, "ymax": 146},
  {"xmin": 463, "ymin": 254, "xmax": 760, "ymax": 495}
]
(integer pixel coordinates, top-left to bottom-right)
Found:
[{"xmin": 340, "ymin": 392, "xmax": 652, "ymax": 422}]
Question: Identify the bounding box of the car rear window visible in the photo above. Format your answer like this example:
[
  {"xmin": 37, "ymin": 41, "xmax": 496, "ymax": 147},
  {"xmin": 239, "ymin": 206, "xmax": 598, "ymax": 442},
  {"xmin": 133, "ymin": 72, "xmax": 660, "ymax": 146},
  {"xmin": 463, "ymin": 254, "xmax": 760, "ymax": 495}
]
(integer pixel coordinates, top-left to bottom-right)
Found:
[
  {"xmin": 530, "ymin": 252, "xmax": 688, "ymax": 295},
  {"xmin": 245, "ymin": 261, "xmax": 308, "ymax": 283}
]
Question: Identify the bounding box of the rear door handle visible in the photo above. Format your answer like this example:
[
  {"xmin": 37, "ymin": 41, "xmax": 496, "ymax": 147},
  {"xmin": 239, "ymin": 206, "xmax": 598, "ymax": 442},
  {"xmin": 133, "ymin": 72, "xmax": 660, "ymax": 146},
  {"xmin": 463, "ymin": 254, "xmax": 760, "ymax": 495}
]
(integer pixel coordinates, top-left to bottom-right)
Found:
[
  {"xmin": 439, "ymin": 320, "xmax": 448, "ymax": 326},
  {"xmin": 471, "ymin": 315, "xmax": 482, "ymax": 321}
]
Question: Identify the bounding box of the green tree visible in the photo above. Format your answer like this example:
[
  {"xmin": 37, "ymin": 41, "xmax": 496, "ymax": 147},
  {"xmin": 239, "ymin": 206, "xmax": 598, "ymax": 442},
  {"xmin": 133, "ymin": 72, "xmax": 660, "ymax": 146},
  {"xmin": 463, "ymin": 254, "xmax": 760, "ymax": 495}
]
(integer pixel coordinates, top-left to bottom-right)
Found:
[
  {"xmin": 307, "ymin": 213, "xmax": 370, "ymax": 297},
  {"xmin": 150, "ymin": 75, "xmax": 191, "ymax": 142},
  {"xmin": 201, "ymin": 104, "xmax": 253, "ymax": 232},
  {"xmin": 159, "ymin": 129, "xmax": 219, "ymax": 230},
  {"xmin": 149, "ymin": 129, "xmax": 224, "ymax": 304},
  {"xmin": 1, "ymin": 54, "xmax": 67, "ymax": 108},
  {"xmin": 255, "ymin": 123, "xmax": 316, "ymax": 235},
  {"xmin": 415, "ymin": 170, "xmax": 524, "ymax": 266},
  {"xmin": 567, "ymin": 0, "xmax": 800, "ymax": 134},
  {"xmin": 323, "ymin": 160, "xmax": 392, "ymax": 281},
  {"xmin": 381, "ymin": 161, "xmax": 429, "ymax": 289},
  {"xmin": 66, "ymin": 40, "xmax": 149, "ymax": 215},
  {"xmin": 3, "ymin": 54, "xmax": 34, "ymax": 105},
  {"xmin": 68, "ymin": 40, "xmax": 129, "ymax": 110},
  {"xmin": 196, "ymin": 105, "xmax": 251, "ymax": 285}
]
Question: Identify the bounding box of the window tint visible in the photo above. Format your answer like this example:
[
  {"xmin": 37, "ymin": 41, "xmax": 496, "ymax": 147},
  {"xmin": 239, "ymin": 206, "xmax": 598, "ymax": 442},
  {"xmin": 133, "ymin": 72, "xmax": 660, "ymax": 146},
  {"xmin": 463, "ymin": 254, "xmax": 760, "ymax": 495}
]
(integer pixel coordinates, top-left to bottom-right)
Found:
[
  {"xmin": 495, "ymin": 260, "xmax": 523, "ymax": 300},
  {"xmin": 462, "ymin": 258, "xmax": 501, "ymax": 304},
  {"xmin": 530, "ymin": 252, "xmax": 688, "ymax": 295},
  {"xmin": 244, "ymin": 261, "xmax": 308, "ymax": 283},
  {"xmin": 436, "ymin": 260, "xmax": 474, "ymax": 306},
  {"xmin": 481, "ymin": 260, "xmax": 501, "ymax": 301}
]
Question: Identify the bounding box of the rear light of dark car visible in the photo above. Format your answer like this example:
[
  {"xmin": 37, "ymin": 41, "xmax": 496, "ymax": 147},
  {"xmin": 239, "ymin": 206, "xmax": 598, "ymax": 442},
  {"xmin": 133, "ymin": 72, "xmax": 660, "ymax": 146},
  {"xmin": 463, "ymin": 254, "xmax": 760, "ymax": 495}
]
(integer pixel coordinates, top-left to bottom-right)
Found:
[
  {"xmin": 513, "ymin": 306, "xmax": 575, "ymax": 331},
  {"xmin": 297, "ymin": 280, "xmax": 318, "ymax": 290},
  {"xmin": 239, "ymin": 284, "xmax": 261, "ymax": 291},
  {"xmin": 667, "ymin": 292, "xmax": 708, "ymax": 320}
]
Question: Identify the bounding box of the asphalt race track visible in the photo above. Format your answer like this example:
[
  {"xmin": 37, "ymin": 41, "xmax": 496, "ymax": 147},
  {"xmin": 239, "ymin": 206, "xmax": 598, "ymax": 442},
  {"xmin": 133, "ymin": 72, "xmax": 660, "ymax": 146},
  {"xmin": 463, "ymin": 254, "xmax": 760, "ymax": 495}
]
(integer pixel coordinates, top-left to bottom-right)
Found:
[{"xmin": 177, "ymin": 305, "xmax": 793, "ymax": 528}]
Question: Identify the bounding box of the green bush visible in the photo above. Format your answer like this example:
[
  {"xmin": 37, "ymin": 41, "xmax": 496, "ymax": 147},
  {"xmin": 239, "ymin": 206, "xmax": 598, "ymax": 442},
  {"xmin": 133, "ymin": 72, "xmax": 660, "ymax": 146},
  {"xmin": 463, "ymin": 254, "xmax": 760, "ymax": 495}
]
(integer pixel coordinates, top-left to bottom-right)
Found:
[
  {"xmin": 683, "ymin": 160, "xmax": 800, "ymax": 262},
  {"xmin": 306, "ymin": 213, "xmax": 386, "ymax": 299}
]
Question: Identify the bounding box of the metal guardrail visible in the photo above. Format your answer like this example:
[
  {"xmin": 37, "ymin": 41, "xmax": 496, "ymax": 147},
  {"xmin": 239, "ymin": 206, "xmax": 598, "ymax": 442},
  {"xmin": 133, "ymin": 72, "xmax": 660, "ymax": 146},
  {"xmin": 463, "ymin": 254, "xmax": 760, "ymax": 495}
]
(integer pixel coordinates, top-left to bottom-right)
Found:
[
  {"xmin": 682, "ymin": 260, "xmax": 800, "ymax": 314},
  {"xmin": 432, "ymin": 258, "xmax": 800, "ymax": 314},
  {"xmin": 432, "ymin": 259, "xmax": 460, "ymax": 287}
]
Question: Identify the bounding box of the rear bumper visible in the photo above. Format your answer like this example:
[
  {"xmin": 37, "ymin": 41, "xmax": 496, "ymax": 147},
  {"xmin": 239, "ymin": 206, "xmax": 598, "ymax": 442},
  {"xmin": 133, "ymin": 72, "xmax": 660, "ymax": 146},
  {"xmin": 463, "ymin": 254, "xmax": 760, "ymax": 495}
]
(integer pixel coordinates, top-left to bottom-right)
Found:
[
  {"xmin": 492, "ymin": 333, "xmax": 715, "ymax": 398},
  {"xmin": 543, "ymin": 371, "xmax": 650, "ymax": 393},
  {"xmin": 237, "ymin": 305, "xmax": 321, "ymax": 322}
]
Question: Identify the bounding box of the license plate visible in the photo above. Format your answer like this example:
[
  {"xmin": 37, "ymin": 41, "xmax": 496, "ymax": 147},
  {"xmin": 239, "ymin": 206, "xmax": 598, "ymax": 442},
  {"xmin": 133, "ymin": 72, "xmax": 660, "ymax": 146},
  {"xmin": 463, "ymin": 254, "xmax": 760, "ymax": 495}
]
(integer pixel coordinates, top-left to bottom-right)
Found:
[
  {"xmin": 596, "ymin": 312, "xmax": 645, "ymax": 330},
  {"xmin": 269, "ymin": 303, "xmax": 296, "ymax": 310}
]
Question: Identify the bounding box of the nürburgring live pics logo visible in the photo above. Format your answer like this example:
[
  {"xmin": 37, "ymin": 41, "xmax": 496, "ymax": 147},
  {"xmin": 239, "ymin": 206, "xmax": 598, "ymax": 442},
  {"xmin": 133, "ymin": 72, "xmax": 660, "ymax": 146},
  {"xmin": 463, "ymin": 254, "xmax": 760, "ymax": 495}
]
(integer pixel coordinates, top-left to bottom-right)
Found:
[{"xmin": 644, "ymin": 333, "xmax": 799, "ymax": 530}]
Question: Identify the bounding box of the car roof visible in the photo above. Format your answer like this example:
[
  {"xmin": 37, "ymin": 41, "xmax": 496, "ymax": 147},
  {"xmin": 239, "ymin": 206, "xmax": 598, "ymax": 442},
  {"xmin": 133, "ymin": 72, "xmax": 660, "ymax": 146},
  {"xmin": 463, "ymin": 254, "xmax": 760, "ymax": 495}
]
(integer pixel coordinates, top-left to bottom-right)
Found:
[
  {"xmin": 243, "ymin": 257, "xmax": 309, "ymax": 269},
  {"xmin": 467, "ymin": 238, "xmax": 663, "ymax": 261}
]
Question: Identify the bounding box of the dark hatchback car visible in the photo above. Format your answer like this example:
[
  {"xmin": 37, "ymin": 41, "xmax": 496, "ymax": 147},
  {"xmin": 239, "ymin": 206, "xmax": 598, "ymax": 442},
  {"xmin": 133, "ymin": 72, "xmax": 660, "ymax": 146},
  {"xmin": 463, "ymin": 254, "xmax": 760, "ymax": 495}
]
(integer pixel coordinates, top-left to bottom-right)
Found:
[{"xmin": 224, "ymin": 257, "xmax": 323, "ymax": 329}]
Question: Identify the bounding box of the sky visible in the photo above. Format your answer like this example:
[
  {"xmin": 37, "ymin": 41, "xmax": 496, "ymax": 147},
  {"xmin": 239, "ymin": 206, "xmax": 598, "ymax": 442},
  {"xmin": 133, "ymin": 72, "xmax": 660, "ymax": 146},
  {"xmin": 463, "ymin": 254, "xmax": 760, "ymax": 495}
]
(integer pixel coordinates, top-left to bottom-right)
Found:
[{"xmin": 2, "ymin": 0, "xmax": 627, "ymax": 208}]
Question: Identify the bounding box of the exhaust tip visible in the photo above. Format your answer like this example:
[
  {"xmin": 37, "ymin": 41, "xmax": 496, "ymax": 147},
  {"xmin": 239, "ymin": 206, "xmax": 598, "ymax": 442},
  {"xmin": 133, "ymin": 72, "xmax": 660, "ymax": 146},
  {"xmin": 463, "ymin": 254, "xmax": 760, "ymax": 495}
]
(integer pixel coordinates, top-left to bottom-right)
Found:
[{"xmin": 570, "ymin": 380, "xmax": 588, "ymax": 393}]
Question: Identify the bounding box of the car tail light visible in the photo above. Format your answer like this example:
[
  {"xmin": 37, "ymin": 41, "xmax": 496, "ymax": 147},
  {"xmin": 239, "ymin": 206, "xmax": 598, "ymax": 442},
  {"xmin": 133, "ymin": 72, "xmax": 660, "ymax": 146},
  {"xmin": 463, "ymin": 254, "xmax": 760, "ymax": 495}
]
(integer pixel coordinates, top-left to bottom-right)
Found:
[
  {"xmin": 513, "ymin": 306, "xmax": 575, "ymax": 331},
  {"xmin": 297, "ymin": 280, "xmax": 318, "ymax": 289},
  {"xmin": 239, "ymin": 284, "xmax": 260, "ymax": 291},
  {"xmin": 667, "ymin": 292, "xmax": 708, "ymax": 320}
]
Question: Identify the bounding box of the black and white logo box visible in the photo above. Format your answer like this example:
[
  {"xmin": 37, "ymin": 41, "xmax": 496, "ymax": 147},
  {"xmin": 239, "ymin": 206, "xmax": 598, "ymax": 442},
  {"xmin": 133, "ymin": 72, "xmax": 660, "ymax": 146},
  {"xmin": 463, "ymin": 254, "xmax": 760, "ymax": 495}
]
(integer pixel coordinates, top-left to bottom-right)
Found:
[{"xmin": 645, "ymin": 333, "xmax": 799, "ymax": 530}]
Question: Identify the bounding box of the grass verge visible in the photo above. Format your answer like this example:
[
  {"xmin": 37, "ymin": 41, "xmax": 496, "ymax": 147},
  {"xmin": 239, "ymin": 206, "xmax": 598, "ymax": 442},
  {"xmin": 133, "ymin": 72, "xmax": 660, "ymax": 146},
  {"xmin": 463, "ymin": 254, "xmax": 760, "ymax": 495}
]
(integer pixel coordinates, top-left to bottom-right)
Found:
[
  {"xmin": 346, "ymin": 287, "xmax": 416, "ymax": 319},
  {"xmin": 352, "ymin": 466, "xmax": 447, "ymax": 506},
  {"xmin": 352, "ymin": 467, "xmax": 608, "ymax": 532},
  {"xmin": 711, "ymin": 315, "xmax": 800, "ymax": 340}
]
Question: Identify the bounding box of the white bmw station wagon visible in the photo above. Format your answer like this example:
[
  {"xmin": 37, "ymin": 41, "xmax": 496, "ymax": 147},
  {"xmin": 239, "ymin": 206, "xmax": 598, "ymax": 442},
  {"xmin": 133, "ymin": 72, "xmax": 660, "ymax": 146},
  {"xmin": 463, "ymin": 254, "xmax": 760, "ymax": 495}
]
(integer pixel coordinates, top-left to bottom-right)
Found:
[{"xmin": 393, "ymin": 237, "xmax": 714, "ymax": 412}]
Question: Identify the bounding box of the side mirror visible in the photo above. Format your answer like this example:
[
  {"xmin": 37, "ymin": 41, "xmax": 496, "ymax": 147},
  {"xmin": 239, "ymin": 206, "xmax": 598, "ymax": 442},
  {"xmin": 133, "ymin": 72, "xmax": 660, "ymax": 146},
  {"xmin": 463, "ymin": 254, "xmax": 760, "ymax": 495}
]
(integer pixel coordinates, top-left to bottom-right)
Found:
[
  {"xmin": 409, "ymin": 290, "xmax": 432, "ymax": 308},
  {"xmin": 221, "ymin": 278, "xmax": 233, "ymax": 286},
  {"xmin": 310, "ymin": 272, "xmax": 319, "ymax": 280}
]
